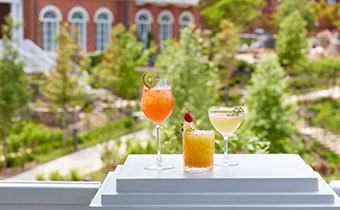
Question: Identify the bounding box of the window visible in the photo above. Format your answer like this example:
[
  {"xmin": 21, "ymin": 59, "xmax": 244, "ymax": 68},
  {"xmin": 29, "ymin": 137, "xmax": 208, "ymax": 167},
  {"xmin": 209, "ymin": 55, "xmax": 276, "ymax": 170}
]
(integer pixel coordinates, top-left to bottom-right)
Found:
[
  {"xmin": 94, "ymin": 8, "xmax": 113, "ymax": 52},
  {"xmin": 158, "ymin": 11, "xmax": 174, "ymax": 49},
  {"xmin": 42, "ymin": 12, "xmax": 58, "ymax": 51},
  {"xmin": 135, "ymin": 9, "xmax": 152, "ymax": 48},
  {"xmin": 179, "ymin": 11, "xmax": 194, "ymax": 30},
  {"xmin": 39, "ymin": 5, "xmax": 62, "ymax": 51},
  {"xmin": 327, "ymin": 0, "xmax": 336, "ymax": 5},
  {"xmin": 68, "ymin": 7, "xmax": 89, "ymax": 50}
]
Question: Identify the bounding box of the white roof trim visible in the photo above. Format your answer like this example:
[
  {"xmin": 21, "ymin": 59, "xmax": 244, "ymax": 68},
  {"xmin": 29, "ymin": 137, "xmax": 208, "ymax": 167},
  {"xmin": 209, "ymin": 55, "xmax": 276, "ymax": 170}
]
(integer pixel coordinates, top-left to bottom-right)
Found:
[
  {"xmin": 179, "ymin": 11, "xmax": 194, "ymax": 24},
  {"xmin": 94, "ymin": 7, "xmax": 114, "ymax": 23},
  {"xmin": 135, "ymin": 0, "xmax": 199, "ymax": 6},
  {"xmin": 158, "ymin": 10, "xmax": 174, "ymax": 24},
  {"xmin": 135, "ymin": 9, "xmax": 153, "ymax": 23},
  {"xmin": 68, "ymin": 6, "xmax": 89, "ymax": 22},
  {"xmin": 39, "ymin": 5, "xmax": 63, "ymax": 21}
]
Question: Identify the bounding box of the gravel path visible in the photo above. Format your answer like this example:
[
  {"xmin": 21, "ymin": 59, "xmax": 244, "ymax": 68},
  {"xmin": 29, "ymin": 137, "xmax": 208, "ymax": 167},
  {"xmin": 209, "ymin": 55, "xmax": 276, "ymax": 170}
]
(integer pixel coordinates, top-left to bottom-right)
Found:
[
  {"xmin": 293, "ymin": 86, "xmax": 340, "ymax": 156},
  {"xmin": 7, "ymin": 130, "xmax": 150, "ymax": 181},
  {"xmin": 290, "ymin": 86, "xmax": 340, "ymax": 103}
]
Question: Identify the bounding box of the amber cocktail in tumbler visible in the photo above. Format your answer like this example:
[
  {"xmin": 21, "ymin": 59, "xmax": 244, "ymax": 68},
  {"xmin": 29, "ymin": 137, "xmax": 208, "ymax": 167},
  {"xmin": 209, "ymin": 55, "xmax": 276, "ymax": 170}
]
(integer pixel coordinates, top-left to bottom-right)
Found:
[{"xmin": 182, "ymin": 129, "xmax": 215, "ymax": 173}]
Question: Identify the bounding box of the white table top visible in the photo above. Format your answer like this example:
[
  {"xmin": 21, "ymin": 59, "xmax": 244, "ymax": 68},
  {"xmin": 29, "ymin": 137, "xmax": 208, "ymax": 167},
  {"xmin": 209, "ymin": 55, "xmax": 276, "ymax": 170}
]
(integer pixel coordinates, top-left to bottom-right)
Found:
[{"xmin": 116, "ymin": 154, "xmax": 319, "ymax": 193}]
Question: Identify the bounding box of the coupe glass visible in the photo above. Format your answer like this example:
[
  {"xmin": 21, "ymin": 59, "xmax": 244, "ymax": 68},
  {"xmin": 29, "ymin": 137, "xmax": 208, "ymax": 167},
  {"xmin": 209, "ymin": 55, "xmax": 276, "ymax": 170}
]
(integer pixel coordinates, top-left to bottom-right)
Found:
[
  {"xmin": 141, "ymin": 79, "xmax": 174, "ymax": 170},
  {"xmin": 209, "ymin": 106, "xmax": 245, "ymax": 166}
]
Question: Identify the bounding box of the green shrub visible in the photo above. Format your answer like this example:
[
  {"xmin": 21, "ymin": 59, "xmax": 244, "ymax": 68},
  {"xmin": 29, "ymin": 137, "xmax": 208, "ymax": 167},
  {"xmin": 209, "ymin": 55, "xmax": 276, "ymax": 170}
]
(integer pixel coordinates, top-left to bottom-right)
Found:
[
  {"xmin": 243, "ymin": 55, "xmax": 297, "ymax": 153},
  {"xmin": 155, "ymin": 24, "xmax": 219, "ymax": 153},
  {"xmin": 122, "ymin": 141, "xmax": 156, "ymax": 163},
  {"xmin": 276, "ymin": 12, "xmax": 308, "ymax": 67},
  {"xmin": 6, "ymin": 156, "xmax": 19, "ymax": 168},
  {"xmin": 49, "ymin": 171, "xmax": 66, "ymax": 181}
]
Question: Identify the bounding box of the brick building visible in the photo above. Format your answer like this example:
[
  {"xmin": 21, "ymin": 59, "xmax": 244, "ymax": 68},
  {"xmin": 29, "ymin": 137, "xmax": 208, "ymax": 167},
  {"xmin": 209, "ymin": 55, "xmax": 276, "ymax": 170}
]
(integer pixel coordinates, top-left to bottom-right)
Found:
[{"xmin": 0, "ymin": 0, "xmax": 200, "ymax": 53}]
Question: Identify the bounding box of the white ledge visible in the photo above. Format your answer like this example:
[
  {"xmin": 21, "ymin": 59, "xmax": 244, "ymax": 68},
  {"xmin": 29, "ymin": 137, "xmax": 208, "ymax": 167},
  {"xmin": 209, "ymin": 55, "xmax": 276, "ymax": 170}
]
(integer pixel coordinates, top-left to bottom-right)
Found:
[{"xmin": 0, "ymin": 181, "xmax": 100, "ymax": 205}]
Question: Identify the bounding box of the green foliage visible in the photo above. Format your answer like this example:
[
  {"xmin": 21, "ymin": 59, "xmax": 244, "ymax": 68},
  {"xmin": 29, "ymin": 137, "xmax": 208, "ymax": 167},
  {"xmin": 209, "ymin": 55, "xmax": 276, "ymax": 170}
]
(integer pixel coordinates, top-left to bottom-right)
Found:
[
  {"xmin": 8, "ymin": 121, "xmax": 51, "ymax": 149},
  {"xmin": 122, "ymin": 141, "xmax": 156, "ymax": 163},
  {"xmin": 77, "ymin": 117, "xmax": 139, "ymax": 146},
  {"xmin": 214, "ymin": 19, "xmax": 240, "ymax": 82},
  {"xmin": 42, "ymin": 23, "xmax": 87, "ymax": 147},
  {"xmin": 201, "ymin": 0, "xmax": 265, "ymax": 32},
  {"xmin": 305, "ymin": 98, "xmax": 340, "ymax": 134},
  {"xmin": 43, "ymin": 23, "xmax": 86, "ymax": 111},
  {"xmin": 276, "ymin": 12, "xmax": 308, "ymax": 68},
  {"xmin": 244, "ymin": 55, "xmax": 297, "ymax": 153},
  {"xmin": 314, "ymin": 58, "xmax": 340, "ymax": 87},
  {"xmin": 101, "ymin": 143, "xmax": 121, "ymax": 171},
  {"xmin": 276, "ymin": 0, "xmax": 317, "ymax": 30},
  {"xmin": 0, "ymin": 15, "xmax": 30, "ymax": 170},
  {"xmin": 93, "ymin": 24, "xmax": 156, "ymax": 99},
  {"xmin": 312, "ymin": 0, "xmax": 340, "ymax": 29},
  {"xmin": 291, "ymin": 58, "xmax": 340, "ymax": 91},
  {"xmin": 155, "ymin": 24, "xmax": 219, "ymax": 152}
]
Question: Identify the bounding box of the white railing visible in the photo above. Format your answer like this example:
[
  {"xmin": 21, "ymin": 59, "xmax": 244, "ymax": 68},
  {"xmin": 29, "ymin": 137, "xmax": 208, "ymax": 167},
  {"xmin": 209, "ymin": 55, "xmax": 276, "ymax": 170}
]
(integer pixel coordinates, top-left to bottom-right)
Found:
[
  {"xmin": 0, "ymin": 39, "xmax": 56, "ymax": 75},
  {"xmin": 0, "ymin": 179, "xmax": 339, "ymax": 209},
  {"xmin": 0, "ymin": 181, "xmax": 100, "ymax": 210}
]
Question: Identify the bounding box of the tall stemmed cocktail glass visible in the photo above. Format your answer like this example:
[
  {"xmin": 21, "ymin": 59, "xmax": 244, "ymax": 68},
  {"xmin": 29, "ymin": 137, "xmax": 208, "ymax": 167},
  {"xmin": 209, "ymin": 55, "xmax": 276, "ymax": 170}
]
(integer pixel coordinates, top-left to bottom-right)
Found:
[
  {"xmin": 142, "ymin": 78, "xmax": 174, "ymax": 170},
  {"xmin": 209, "ymin": 107, "xmax": 245, "ymax": 166}
]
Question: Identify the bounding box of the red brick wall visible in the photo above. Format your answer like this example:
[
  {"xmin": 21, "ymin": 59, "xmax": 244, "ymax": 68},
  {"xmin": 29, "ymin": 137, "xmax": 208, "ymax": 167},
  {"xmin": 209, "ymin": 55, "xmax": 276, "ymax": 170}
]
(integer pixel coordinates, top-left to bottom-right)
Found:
[
  {"xmin": 23, "ymin": 0, "xmax": 200, "ymax": 52},
  {"xmin": 0, "ymin": 3, "xmax": 10, "ymax": 38}
]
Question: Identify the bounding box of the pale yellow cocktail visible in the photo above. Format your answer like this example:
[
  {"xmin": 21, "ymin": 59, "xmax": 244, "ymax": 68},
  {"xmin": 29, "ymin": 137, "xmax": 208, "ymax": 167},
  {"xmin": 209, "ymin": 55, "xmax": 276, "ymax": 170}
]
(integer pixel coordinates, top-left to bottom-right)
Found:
[
  {"xmin": 209, "ymin": 107, "xmax": 246, "ymax": 166},
  {"xmin": 209, "ymin": 113, "xmax": 244, "ymax": 136}
]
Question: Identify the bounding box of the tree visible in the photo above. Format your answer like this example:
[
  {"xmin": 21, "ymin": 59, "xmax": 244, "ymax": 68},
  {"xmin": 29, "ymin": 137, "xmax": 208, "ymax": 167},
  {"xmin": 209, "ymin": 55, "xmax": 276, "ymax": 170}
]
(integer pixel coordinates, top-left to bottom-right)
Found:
[
  {"xmin": 276, "ymin": 0, "xmax": 317, "ymax": 31},
  {"xmin": 276, "ymin": 12, "xmax": 308, "ymax": 68},
  {"xmin": 155, "ymin": 24, "xmax": 219, "ymax": 153},
  {"xmin": 214, "ymin": 19, "xmax": 240, "ymax": 82},
  {"xmin": 93, "ymin": 24, "xmax": 156, "ymax": 99},
  {"xmin": 312, "ymin": 0, "xmax": 340, "ymax": 29},
  {"xmin": 42, "ymin": 23, "xmax": 87, "ymax": 147},
  {"xmin": 0, "ymin": 15, "xmax": 30, "ymax": 170},
  {"xmin": 243, "ymin": 55, "xmax": 297, "ymax": 153},
  {"xmin": 201, "ymin": 0, "xmax": 265, "ymax": 32}
]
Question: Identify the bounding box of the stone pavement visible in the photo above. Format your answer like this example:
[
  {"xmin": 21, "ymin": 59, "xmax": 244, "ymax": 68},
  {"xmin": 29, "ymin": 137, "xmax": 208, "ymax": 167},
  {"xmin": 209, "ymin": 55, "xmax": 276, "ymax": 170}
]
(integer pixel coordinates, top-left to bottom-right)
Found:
[
  {"xmin": 299, "ymin": 125, "xmax": 340, "ymax": 156},
  {"xmin": 7, "ymin": 130, "xmax": 150, "ymax": 181}
]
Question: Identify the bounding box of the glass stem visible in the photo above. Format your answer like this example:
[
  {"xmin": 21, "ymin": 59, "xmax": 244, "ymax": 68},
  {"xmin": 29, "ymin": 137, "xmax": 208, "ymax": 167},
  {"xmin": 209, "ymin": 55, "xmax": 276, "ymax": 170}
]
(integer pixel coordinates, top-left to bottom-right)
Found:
[
  {"xmin": 156, "ymin": 124, "xmax": 163, "ymax": 166},
  {"xmin": 223, "ymin": 136, "xmax": 230, "ymax": 162}
]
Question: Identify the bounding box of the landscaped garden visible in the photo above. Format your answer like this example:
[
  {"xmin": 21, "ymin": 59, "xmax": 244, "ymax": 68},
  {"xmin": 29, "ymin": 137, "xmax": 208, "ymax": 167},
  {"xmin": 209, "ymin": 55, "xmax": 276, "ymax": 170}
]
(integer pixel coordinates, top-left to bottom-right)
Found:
[{"xmin": 0, "ymin": 0, "xmax": 340, "ymax": 182}]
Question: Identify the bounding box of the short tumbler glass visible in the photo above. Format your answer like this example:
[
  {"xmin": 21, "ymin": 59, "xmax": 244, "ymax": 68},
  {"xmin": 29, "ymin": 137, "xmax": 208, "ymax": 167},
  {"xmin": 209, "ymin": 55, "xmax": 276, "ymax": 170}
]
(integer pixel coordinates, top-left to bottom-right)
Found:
[{"xmin": 182, "ymin": 130, "xmax": 215, "ymax": 173}]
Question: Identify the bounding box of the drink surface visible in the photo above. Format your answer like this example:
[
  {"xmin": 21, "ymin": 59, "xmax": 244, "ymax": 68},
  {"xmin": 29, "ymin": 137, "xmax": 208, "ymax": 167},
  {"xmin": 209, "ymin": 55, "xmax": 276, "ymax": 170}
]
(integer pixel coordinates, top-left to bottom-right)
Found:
[
  {"xmin": 209, "ymin": 113, "xmax": 244, "ymax": 136},
  {"xmin": 182, "ymin": 130, "xmax": 214, "ymax": 169},
  {"xmin": 142, "ymin": 87, "xmax": 174, "ymax": 124}
]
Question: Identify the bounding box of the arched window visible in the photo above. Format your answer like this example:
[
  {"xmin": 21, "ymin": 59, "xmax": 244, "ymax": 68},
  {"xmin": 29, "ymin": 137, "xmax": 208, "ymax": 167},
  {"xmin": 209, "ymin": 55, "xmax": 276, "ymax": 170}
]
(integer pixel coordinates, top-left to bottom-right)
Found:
[
  {"xmin": 68, "ymin": 7, "xmax": 89, "ymax": 50},
  {"xmin": 158, "ymin": 11, "xmax": 174, "ymax": 49},
  {"xmin": 135, "ymin": 9, "xmax": 152, "ymax": 48},
  {"xmin": 94, "ymin": 8, "xmax": 114, "ymax": 52},
  {"xmin": 39, "ymin": 5, "xmax": 62, "ymax": 51},
  {"xmin": 179, "ymin": 11, "xmax": 194, "ymax": 30}
]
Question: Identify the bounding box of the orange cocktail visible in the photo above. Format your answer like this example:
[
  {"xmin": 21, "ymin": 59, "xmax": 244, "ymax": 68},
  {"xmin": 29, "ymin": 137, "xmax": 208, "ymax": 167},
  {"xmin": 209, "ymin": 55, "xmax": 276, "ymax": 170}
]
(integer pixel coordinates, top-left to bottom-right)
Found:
[
  {"xmin": 142, "ymin": 87, "xmax": 174, "ymax": 124},
  {"xmin": 141, "ymin": 75, "xmax": 174, "ymax": 170}
]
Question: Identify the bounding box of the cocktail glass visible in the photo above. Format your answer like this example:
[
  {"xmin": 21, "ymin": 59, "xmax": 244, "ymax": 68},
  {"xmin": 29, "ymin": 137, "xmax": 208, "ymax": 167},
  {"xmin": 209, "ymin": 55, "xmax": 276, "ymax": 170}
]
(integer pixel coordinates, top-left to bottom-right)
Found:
[
  {"xmin": 209, "ymin": 107, "xmax": 245, "ymax": 166},
  {"xmin": 182, "ymin": 129, "xmax": 215, "ymax": 173},
  {"xmin": 141, "ymin": 79, "xmax": 174, "ymax": 170}
]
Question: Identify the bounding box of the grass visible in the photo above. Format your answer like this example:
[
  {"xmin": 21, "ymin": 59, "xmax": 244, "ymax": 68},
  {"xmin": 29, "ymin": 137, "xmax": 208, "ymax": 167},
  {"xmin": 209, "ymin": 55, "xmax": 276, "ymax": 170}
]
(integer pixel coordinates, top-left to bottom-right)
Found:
[
  {"xmin": 34, "ymin": 116, "xmax": 144, "ymax": 163},
  {"xmin": 300, "ymin": 97, "xmax": 340, "ymax": 135}
]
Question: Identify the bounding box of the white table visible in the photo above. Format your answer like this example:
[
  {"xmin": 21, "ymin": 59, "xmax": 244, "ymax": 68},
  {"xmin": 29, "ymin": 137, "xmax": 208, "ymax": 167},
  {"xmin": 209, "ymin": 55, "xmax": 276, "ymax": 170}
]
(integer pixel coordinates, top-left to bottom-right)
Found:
[{"xmin": 90, "ymin": 154, "xmax": 340, "ymax": 209}]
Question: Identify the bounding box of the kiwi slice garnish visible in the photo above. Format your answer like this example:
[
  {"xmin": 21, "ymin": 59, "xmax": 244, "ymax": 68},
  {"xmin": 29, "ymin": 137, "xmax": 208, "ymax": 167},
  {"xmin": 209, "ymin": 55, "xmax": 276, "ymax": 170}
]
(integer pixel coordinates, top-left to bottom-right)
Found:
[{"xmin": 143, "ymin": 72, "xmax": 156, "ymax": 88}]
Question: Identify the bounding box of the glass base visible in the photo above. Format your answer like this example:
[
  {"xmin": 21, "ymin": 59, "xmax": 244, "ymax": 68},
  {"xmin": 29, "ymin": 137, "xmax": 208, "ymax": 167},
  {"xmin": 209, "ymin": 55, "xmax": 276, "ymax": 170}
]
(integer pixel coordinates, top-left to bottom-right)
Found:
[
  {"xmin": 215, "ymin": 158, "xmax": 239, "ymax": 167},
  {"xmin": 184, "ymin": 166, "xmax": 213, "ymax": 173},
  {"xmin": 144, "ymin": 162, "xmax": 175, "ymax": 170}
]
